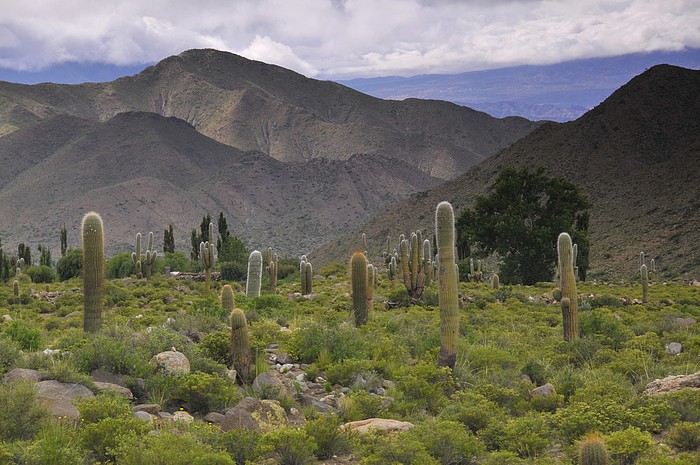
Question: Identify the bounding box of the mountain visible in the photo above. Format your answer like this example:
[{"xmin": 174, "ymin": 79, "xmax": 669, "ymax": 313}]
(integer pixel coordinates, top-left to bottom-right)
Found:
[
  {"xmin": 0, "ymin": 111, "xmax": 442, "ymax": 256},
  {"xmin": 339, "ymin": 49, "xmax": 700, "ymax": 122},
  {"xmin": 0, "ymin": 49, "xmax": 539, "ymax": 181},
  {"xmin": 313, "ymin": 65, "xmax": 700, "ymax": 279}
]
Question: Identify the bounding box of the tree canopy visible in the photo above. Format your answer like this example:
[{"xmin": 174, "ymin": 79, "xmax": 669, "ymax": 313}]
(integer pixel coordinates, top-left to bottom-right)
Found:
[{"xmin": 456, "ymin": 167, "xmax": 590, "ymax": 285}]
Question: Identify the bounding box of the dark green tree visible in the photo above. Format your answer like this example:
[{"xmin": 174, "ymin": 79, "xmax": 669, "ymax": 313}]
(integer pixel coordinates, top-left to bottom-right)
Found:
[
  {"xmin": 38, "ymin": 244, "xmax": 51, "ymax": 267},
  {"xmin": 163, "ymin": 224, "xmax": 175, "ymax": 254},
  {"xmin": 17, "ymin": 243, "xmax": 31, "ymax": 266},
  {"xmin": 456, "ymin": 167, "xmax": 590, "ymax": 285},
  {"xmin": 0, "ymin": 240, "xmax": 10, "ymax": 282},
  {"xmin": 60, "ymin": 224, "xmax": 68, "ymax": 257},
  {"xmin": 190, "ymin": 229, "xmax": 199, "ymax": 261}
]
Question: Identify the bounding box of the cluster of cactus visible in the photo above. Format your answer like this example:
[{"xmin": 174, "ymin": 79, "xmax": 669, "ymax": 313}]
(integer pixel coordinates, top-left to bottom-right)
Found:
[
  {"xmin": 246, "ymin": 250, "xmax": 263, "ymax": 298},
  {"xmin": 351, "ymin": 252, "xmax": 369, "ymax": 326},
  {"xmin": 399, "ymin": 231, "xmax": 428, "ymax": 299},
  {"xmin": 200, "ymin": 223, "xmax": 215, "ymax": 292},
  {"xmin": 300, "ymin": 255, "xmax": 313, "ymax": 296},
  {"xmin": 436, "ymin": 201, "xmax": 459, "ymax": 369},
  {"xmin": 82, "ymin": 212, "xmax": 105, "ymax": 333},
  {"xmin": 131, "ymin": 233, "xmax": 142, "ymax": 279},
  {"xmin": 387, "ymin": 255, "xmax": 398, "ymax": 282},
  {"xmin": 264, "ymin": 247, "xmax": 278, "ymax": 294},
  {"xmin": 558, "ymin": 232, "xmax": 579, "ymax": 341},
  {"xmin": 577, "ymin": 433, "xmax": 610, "ymax": 465},
  {"xmin": 468, "ymin": 258, "xmax": 483, "ymax": 283},
  {"xmin": 230, "ymin": 306, "xmax": 251, "ymax": 384},
  {"xmin": 143, "ymin": 232, "xmax": 158, "ymax": 281},
  {"xmin": 16, "ymin": 257, "xmax": 24, "ymax": 277}
]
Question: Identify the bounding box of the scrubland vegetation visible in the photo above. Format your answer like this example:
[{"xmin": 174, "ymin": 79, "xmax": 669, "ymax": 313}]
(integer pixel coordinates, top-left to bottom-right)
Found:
[{"xmin": 0, "ymin": 252, "xmax": 698, "ymax": 464}]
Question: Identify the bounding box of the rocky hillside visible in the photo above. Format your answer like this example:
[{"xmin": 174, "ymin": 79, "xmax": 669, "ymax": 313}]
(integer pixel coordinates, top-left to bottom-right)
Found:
[
  {"xmin": 313, "ymin": 65, "xmax": 700, "ymax": 280},
  {"xmin": 0, "ymin": 49, "xmax": 539, "ymax": 180},
  {"xmin": 0, "ymin": 111, "xmax": 440, "ymax": 256}
]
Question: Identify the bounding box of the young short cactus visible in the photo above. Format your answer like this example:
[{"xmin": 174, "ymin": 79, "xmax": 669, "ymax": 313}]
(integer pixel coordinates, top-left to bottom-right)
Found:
[
  {"xmin": 351, "ymin": 252, "xmax": 368, "ymax": 327},
  {"xmin": 246, "ymin": 250, "xmax": 262, "ymax": 298},
  {"xmin": 577, "ymin": 433, "xmax": 610, "ymax": 465},
  {"xmin": 131, "ymin": 232, "xmax": 142, "ymax": 279},
  {"xmin": 552, "ymin": 288, "xmax": 562, "ymax": 302},
  {"xmin": 436, "ymin": 201, "xmax": 459, "ymax": 369},
  {"xmin": 199, "ymin": 223, "xmax": 215, "ymax": 292},
  {"xmin": 640, "ymin": 263, "xmax": 649, "ymax": 303},
  {"xmin": 230, "ymin": 308, "xmax": 251, "ymax": 384},
  {"xmin": 13, "ymin": 280, "xmax": 19, "ymax": 297},
  {"xmin": 558, "ymin": 232, "xmax": 579, "ymax": 341},
  {"xmin": 82, "ymin": 212, "xmax": 104, "ymax": 333},
  {"xmin": 143, "ymin": 231, "xmax": 157, "ymax": 281},
  {"xmin": 221, "ymin": 284, "xmax": 235, "ymax": 312},
  {"xmin": 388, "ymin": 255, "xmax": 397, "ymax": 283},
  {"xmin": 265, "ymin": 247, "xmax": 278, "ymax": 294},
  {"xmin": 492, "ymin": 273, "xmax": 500, "ymax": 290}
]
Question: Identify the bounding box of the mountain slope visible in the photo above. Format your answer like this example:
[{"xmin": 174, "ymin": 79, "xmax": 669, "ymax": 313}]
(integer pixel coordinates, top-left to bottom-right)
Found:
[
  {"xmin": 0, "ymin": 111, "xmax": 441, "ymax": 256},
  {"xmin": 313, "ymin": 65, "xmax": 700, "ymax": 279},
  {"xmin": 0, "ymin": 49, "xmax": 540, "ymax": 180}
]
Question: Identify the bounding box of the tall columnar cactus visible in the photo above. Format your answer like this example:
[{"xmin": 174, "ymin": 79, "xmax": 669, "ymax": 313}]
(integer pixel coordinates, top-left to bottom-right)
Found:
[
  {"xmin": 230, "ymin": 308, "xmax": 251, "ymax": 384},
  {"xmin": 384, "ymin": 236, "xmax": 392, "ymax": 266},
  {"xmin": 362, "ymin": 233, "xmax": 367, "ymax": 256},
  {"xmin": 82, "ymin": 212, "xmax": 104, "ymax": 333},
  {"xmin": 300, "ymin": 256, "xmax": 307, "ymax": 295},
  {"xmin": 436, "ymin": 201, "xmax": 459, "ymax": 369},
  {"xmin": 303, "ymin": 261, "xmax": 313, "ymax": 296},
  {"xmin": 558, "ymin": 232, "xmax": 579, "ymax": 342},
  {"xmin": 267, "ymin": 260, "xmax": 277, "ymax": 294},
  {"xmin": 200, "ymin": 223, "xmax": 215, "ymax": 292},
  {"xmin": 492, "ymin": 273, "xmax": 500, "ymax": 290},
  {"xmin": 221, "ymin": 284, "xmax": 235, "ymax": 312},
  {"xmin": 246, "ymin": 250, "xmax": 262, "ymax": 298},
  {"xmin": 577, "ymin": 433, "xmax": 610, "ymax": 465},
  {"xmin": 422, "ymin": 239, "xmax": 432, "ymax": 287},
  {"xmin": 650, "ymin": 258, "xmax": 657, "ymax": 281},
  {"xmin": 143, "ymin": 231, "xmax": 158, "ymax": 281},
  {"xmin": 640, "ymin": 251, "xmax": 645, "ymax": 267},
  {"xmin": 131, "ymin": 232, "xmax": 142, "ymax": 279},
  {"xmin": 367, "ymin": 263, "xmax": 375, "ymax": 311},
  {"xmin": 351, "ymin": 252, "xmax": 368, "ymax": 327},
  {"xmin": 388, "ymin": 256, "xmax": 397, "ymax": 283},
  {"xmin": 399, "ymin": 232, "xmax": 425, "ymax": 299},
  {"xmin": 573, "ymin": 243, "xmax": 579, "ymax": 281},
  {"xmin": 640, "ymin": 263, "xmax": 649, "ymax": 303}
]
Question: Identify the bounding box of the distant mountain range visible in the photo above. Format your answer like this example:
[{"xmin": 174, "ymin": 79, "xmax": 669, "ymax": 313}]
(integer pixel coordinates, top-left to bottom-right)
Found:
[
  {"xmin": 0, "ymin": 49, "xmax": 536, "ymax": 257},
  {"xmin": 339, "ymin": 49, "xmax": 700, "ymax": 122},
  {"xmin": 315, "ymin": 64, "xmax": 700, "ymax": 279}
]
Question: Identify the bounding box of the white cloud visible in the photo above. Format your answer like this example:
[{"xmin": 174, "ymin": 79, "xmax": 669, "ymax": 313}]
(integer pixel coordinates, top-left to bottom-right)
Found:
[{"xmin": 0, "ymin": 0, "xmax": 698, "ymax": 78}]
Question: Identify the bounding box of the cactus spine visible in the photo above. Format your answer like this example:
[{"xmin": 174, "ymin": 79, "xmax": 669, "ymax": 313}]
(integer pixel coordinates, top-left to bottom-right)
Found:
[
  {"xmin": 143, "ymin": 231, "xmax": 157, "ymax": 281},
  {"xmin": 558, "ymin": 232, "xmax": 579, "ymax": 341},
  {"xmin": 131, "ymin": 232, "xmax": 142, "ymax": 279},
  {"xmin": 221, "ymin": 284, "xmax": 235, "ymax": 312},
  {"xmin": 436, "ymin": 201, "xmax": 459, "ymax": 369},
  {"xmin": 577, "ymin": 433, "xmax": 609, "ymax": 465},
  {"xmin": 640, "ymin": 263, "xmax": 649, "ymax": 303},
  {"xmin": 199, "ymin": 223, "xmax": 215, "ymax": 292},
  {"xmin": 246, "ymin": 250, "xmax": 262, "ymax": 298},
  {"xmin": 230, "ymin": 308, "xmax": 251, "ymax": 383},
  {"xmin": 82, "ymin": 212, "xmax": 104, "ymax": 333},
  {"xmin": 351, "ymin": 252, "xmax": 368, "ymax": 327}
]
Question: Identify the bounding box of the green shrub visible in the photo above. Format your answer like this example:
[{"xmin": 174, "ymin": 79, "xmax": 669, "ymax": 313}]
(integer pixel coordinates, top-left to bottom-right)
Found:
[
  {"xmin": 664, "ymin": 390, "xmax": 700, "ymax": 422},
  {"xmin": 521, "ymin": 358, "xmax": 549, "ymax": 385},
  {"xmin": 56, "ymin": 248, "xmax": 82, "ymax": 281},
  {"xmin": 22, "ymin": 423, "xmax": 86, "ymax": 465},
  {"xmin": 410, "ymin": 418, "xmax": 486, "ymax": 465},
  {"xmin": 0, "ymin": 337, "xmax": 20, "ymax": 374},
  {"xmin": 4, "ymin": 320, "xmax": 41, "ymax": 351},
  {"xmin": 72, "ymin": 334, "xmax": 151, "ymax": 378},
  {"xmin": 219, "ymin": 261, "xmax": 246, "ymax": 281},
  {"xmin": 106, "ymin": 252, "xmax": 135, "ymax": 278},
  {"xmin": 481, "ymin": 450, "xmax": 527, "ymax": 465},
  {"xmin": 0, "ymin": 381, "xmax": 48, "ymax": 441},
  {"xmin": 255, "ymin": 427, "xmax": 317, "ymax": 465},
  {"xmin": 25, "ymin": 265, "xmax": 56, "ymax": 283},
  {"xmin": 604, "ymin": 427, "xmax": 653, "ymax": 465},
  {"xmin": 441, "ymin": 390, "xmax": 506, "ymax": 433},
  {"xmin": 0, "ymin": 443, "xmax": 12, "ymax": 465},
  {"xmin": 339, "ymin": 390, "xmax": 385, "ymax": 422},
  {"xmin": 667, "ymin": 421, "xmax": 700, "ymax": 452},
  {"xmin": 162, "ymin": 251, "xmax": 194, "ymax": 272},
  {"xmin": 206, "ymin": 428, "xmax": 260, "ymax": 465},
  {"xmin": 76, "ymin": 391, "xmax": 133, "ymax": 424},
  {"xmin": 359, "ymin": 430, "xmax": 440, "ymax": 465},
  {"xmin": 303, "ymin": 415, "xmax": 353, "ymax": 459},
  {"xmin": 198, "ymin": 330, "xmax": 232, "ymax": 365},
  {"xmin": 111, "ymin": 430, "xmax": 235, "ymax": 465},
  {"xmin": 580, "ymin": 310, "xmax": 634, "ymax": 349},
  {"xmin": 79, "ymin": 415, "xmax": 150, "ymax": 462},
  {"xmin": 176, "ymin": 371, "xmax": 242, "ymax": 414}
]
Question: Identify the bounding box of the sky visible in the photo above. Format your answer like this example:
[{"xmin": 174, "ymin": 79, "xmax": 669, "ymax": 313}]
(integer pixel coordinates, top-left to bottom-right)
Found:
[{"xmin": 1, "ymin": 0, "xmax": 699, "ymax": 81}]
